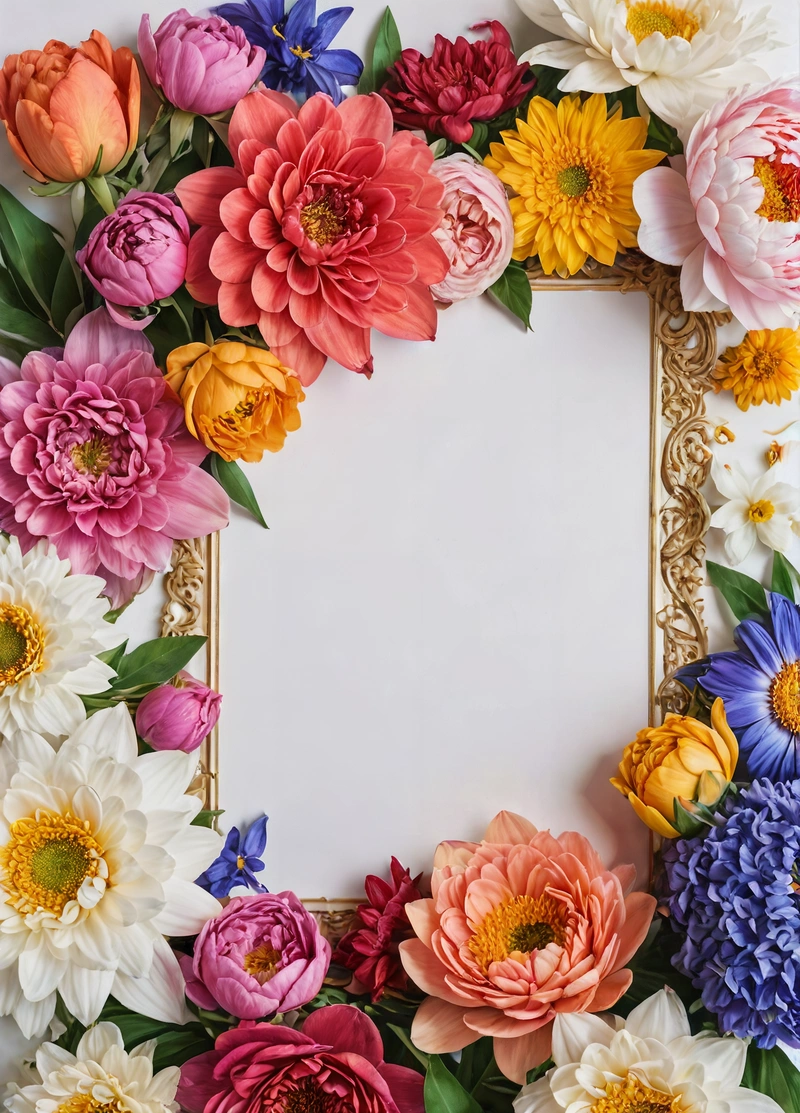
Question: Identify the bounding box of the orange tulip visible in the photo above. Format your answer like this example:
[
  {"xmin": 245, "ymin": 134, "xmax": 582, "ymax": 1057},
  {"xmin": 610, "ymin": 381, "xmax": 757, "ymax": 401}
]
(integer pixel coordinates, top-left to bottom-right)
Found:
[{"xmin": 0, "ymin": 31, "xmax": 140, "ymax": 184}]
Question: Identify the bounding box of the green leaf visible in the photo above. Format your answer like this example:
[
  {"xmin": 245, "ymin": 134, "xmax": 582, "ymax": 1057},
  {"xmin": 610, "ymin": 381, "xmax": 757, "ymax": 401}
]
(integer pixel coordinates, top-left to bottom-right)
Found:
[
  {"xmin": 0, "ymin": 183, "xmax": 65, "ymax": 314},
  {"xmin": 0, "ymin": 301, "xmax": 61, "ymax": 349},
  {"xmin": 386, "ymin": 1023, "xmax": 430, "ymax": 1068},
  {"xmin": 742, "ymin": 1044, "xmax": 800, "ymax": 1113},
  {"xmin": 191, "ymin": 809, "xmax": 224, "ymax": 828},
  {"xmin": 112, "ymin": 634, "xmax": 207, "ymax": 692},
  {"xmin": 424, "ymin": 1056, "xmax": 483, "ymax": 1113},
  {"xmin": 359, "ymin": 7, "xmax": 402, "ymax": 94},
  {"xmin": 50, "ymin": 253, "xmax": 83, "ymax": 335},
  {"xmin": 210, "ymin": 455, "xmax": 268, "ymax": 529},
  {"xmin": 96, "ymin": 639, "xmax": 129, "ymax": 672},
  {"xmin": 772, "ymin": 552, "xmax": 800, "ymax": 602},
  {"xmin": 647, "ymin": 112, "xmax": 684, "ymax": 156},
  {"xmin": 528, "ymin": 64, "xmax": 568, "ymax": 105},
  {"xmin": 707, "ymin": 560, "xmax": 769, "ymax": 623},
  {"xmin": 489, "ymin": 260, "xmax": 532, "ymax": 329}
]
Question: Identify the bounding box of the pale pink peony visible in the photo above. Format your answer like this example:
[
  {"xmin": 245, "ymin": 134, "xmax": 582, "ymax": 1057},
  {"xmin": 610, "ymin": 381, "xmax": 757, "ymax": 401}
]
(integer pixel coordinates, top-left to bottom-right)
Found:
[
  {"xmin": 634, "ymin": 80, "xmax": 800, "ymax": 330},
  {"xmin": 0, "ymin": 309, "xmax": 229, "ymax": 604},
  {"xmin": 176, "ymin": 90, "xmax": 449, "ymax": 386},
  {"xmin": 429, "ymin": 154, "xmax": 514, "ymax": 303},
  {"xmin": 399, "ymin": 811, "xmax": 655, "ymax": 1084}
]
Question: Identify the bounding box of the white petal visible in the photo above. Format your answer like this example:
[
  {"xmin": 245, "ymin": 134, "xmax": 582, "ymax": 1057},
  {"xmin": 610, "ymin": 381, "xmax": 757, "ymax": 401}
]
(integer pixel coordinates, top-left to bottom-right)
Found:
[
  {"xmin": 150, "ymin": 877, "xmax": 221, "ymax": 937},
  {"xmin": 12, "ymin": 991, "xmax": 56, "ymax": 1039},
  {"xmin": 112, "ymin": 934, "xmax": 193, "ymax": 1026},
  {"xmin": 18, "ymin": 941, "xmax": 66, "ymax": 1003},
  {"xmin": 513, "ymin": 1076, "xmax": 563, "ymax": 1113},
  {"xmin": 552, "ymin": 1012, "xmax": 616, "ymax": 1067},
  {"xmin": 671, "ymin": 1033, "xmax": 747, "ymax": 1088},
  {"xmin": 724, "ymin": 523, "xmax": 757, "ymax": 565},
  {"xmin": 59, "ymin": 965, "xmax": 115, "ymax": 1026},
  {"xmin": 75, "ymin": 1021, "xmax": 125, "ymax": 1065},
  {"xmin": 757, "ymin": 516, "xmax": 794, "ymax": 554},
  {"xmin": 626, "ymin": 989, "xmax": 690, "ymax": 1044},
  {"xmin": 559, "ymin": 56, "xmax": 627, "ymax": 92},
  {"xmin": 720, "ymin": 1089, "xmax": 785, "ymax": 1113},
  {"xmin": 64, "ymin": 704, "xmax": 137, "ymax": 765},
  {"xmin": 710, "ymin": 501, "xmax": 750, "ymax": 531},
  {"xmin": 135, "ymin": 751, "xmax": 196, "ymax": 809},
  {"xmin": 520, "ymin": 40, "xmax": 589, "ymax": 69}
]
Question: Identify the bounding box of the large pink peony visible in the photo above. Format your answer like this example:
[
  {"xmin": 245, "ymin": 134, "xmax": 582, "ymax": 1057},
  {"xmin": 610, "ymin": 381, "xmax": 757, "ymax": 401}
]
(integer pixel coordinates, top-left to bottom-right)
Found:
[
  {"xmin": 176, "ymin": 90, "xmax": 449, "ymax": 386},
  {"xmin": 399, "ymin": 811, "xmax": 655, "ymax": 1084},
  {"xmin": 0, "ymin": 309, "xmax": 229, "ymax": 604},
  {"xmin": 634, "ymin": 80, "xmax": 800, "ymax": 330}
]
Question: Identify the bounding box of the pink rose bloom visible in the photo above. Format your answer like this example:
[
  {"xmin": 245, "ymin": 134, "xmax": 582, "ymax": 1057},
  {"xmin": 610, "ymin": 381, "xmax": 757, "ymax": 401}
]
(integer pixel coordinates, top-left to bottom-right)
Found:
[
  {"xmin": 0, "ymin": 309, "xmax": 229, "ymax": 604},
  {"xmin": 136, "ymin": 670, "xmax": 222, "ymax": 753},
  {"xmin": 429, "ymin": 154, "xmax": 514, "ymax": 303},
  {"xmin": 178, "ymin": 1004, "xmax": 424, "ymax": 1113},
  {"xmin": 138, "ymin": 9, "xmax": 266, "ymax": 116},
  {"xmin": 180, "ymin": 892, "xmax": 330, "ymax": 1019},
  {"xmin": 76, "ymin": 191, "xmax": 190, "ymax": 330},
  {"xmin": 634, "ymin": 80, "xmax": 800, "ymax": 330},
  {"xmin": 399, "ymin": 811, "xmax": 656, "ymax": 1084}
]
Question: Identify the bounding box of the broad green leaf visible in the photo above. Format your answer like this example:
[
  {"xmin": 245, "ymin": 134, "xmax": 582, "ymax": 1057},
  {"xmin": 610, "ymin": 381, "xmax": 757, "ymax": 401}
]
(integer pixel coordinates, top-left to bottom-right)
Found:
[
  {"xmin": 424, "ymin": 1055, "xmax": 483, "ymax": 1113},
  {"xmin": 742, "ymin": 1044, "xmax": 800, "ymax": 1113},
  {"xmin": 0, "ymin": 184, "xmax": 65, "ymax": 313},
  {"xmin": 0, "ymin": 302, "xmax": 61, "ymax": 349},
  {"xmin": 112, "ymin": 634, "xmax": 207, "ymax": 692},
  {"xmin": 96, "ymin": 640, "xmax": 129, "ymax": 672},
  {"xmin": 50, "ymin": 253, "xmax": 83, "ymax": 335},
  {"xmin": 152, "ymin": 1028, "xmax": 216, "ymax": 1071},
  {"xmin": 191, "ymin": 809, "xmax": 224, "ymax": 828},
  {"xmin": 647, "ymin": 112, "xmax": 684, "ymax": 156},
  {"xmin": 489, "ymin": 260, "xmax": 532, "ymax": 329},
  {"xmin": 210, "ymin": 455, "xmax": 268, "ymax": 529},
  {"xmin": 707, "ymin": 560, "xmax": 769, "ymax": 623},
  {"xmin": 528, "ymin": 64, "xmax": 568, "ymax": 106},
  {"xmin": 772, "ymin": 552, "xmax": 800, "ymax": 602},
  {"xmin": 359, "ymin": 7, "xmax": 402, "ymax": 93}
]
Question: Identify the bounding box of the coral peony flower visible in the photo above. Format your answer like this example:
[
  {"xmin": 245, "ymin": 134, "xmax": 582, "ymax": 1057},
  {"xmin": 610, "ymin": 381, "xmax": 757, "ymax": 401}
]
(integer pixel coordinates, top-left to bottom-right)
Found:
[
  {"xmin": 611, "ymin": 697, "xmax": 738, "ymax": 838},
  {"xmin": 76, "ymin": 191, "xmax": 190, "ymax": 329},
  {"xmin": 181, "ymin": 891, "xmax": 330, "ymax": 1019},
  {"xmin": 0, "ymin": 309, "xmax": 229, "ymax": 605},
  {"xmin": 429, "ymin": 154, "xmax": 514, "ymax": 304},
  {"xmin": 136, "ymin": 671, "xmax": 222, "ymax": 753},
  {"xmin": 634, "ymin": 81, "xmax": 800, "ymax": 331},
  {"xmin": 176, "ymin": 90, "xmax": 448, "ymax": 385},
  {"xmin": 516, "ymin": 0, "xmax": 780, "ymax": 137},
  {"xmin": 485, "ymin": 94, "xmax": 663, "ymax": 277},
  {"xmin": 165, "ymin": 340, "xmax": 304, "ymax": 462},
  {"xmin": 381, "ymin": 22, "xmax": 534, "ymax": 145},
  {"xmin": 138, "ymin": 9, "xmax": 265, "ymax": 116},
  {"xmin": 399, "ymin": 811, "xmax": 655, "ymax": 1084},
  {"xmin": 333, "ymin": 857, "xmax": 423, "ymax": 1002},
  {"xmin": 713, "ymin": 328, "xmax": 800, "ymax": 411},
  {"xmin": 178, "ymin": 1004, "xmax": 423, "ymax": 1113},
  {"xmin": 0, "ymin": 31, "xmax": 139, "ymax": 184}
]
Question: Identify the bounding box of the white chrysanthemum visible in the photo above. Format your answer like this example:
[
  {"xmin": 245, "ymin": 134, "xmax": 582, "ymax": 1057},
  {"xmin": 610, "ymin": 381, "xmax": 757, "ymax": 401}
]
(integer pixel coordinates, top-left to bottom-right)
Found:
[
  {"xmin": 514, "ymin": 989, "xmax": 782, "ymax": 1113},
  {"xmin": 0, "ymin": 536, "xmax": 121, "ymax": 739},
  {"xmin": 710, "ymin": 457, "xmax": 800, "ymax": 564},
  {"xmin": 4, "ymin": 1022, "xmax": 179, "ymax": 1113},
  {"xmin": 0, "ymin": 705, "xmax": 222, "ymax": 1038},
  {"xmin": 516, "ymin": 0, "xmax": 781, "ymax": 136}
]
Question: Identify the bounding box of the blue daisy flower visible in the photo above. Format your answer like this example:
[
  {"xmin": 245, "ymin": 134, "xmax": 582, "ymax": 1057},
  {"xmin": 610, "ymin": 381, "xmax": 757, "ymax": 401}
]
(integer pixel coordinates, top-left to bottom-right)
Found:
[
  {"xmin": 683, "ymin": 591, "xmax": 800, "ymax": 781},
  {"xmin": 195, "ymin": 814, "xmax": 269, "ymax": 898},
  {"xmin": 213, "ymin": 0, "xmax": 364, "ymax": 105}
]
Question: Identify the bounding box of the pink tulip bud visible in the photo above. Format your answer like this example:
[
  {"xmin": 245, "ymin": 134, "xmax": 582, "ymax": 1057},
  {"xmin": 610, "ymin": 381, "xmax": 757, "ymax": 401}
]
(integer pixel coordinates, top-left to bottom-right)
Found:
[{"xmin": 136, "ymin": 671, "xmax": 222, "ymax": 752}]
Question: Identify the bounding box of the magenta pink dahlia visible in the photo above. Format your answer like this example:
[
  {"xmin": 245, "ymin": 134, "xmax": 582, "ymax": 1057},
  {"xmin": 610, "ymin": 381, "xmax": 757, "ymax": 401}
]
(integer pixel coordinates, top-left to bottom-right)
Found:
[{"xmin": 0, "ymin": 308, "xmax": 229, "ymax": 604}]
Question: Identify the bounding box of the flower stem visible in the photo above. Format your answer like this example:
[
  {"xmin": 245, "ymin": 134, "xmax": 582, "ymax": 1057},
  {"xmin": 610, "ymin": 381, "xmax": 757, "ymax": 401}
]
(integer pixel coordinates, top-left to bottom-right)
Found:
[{"xmin": 85, "ymin": 175, "xmax": 117, "ymax": 215}]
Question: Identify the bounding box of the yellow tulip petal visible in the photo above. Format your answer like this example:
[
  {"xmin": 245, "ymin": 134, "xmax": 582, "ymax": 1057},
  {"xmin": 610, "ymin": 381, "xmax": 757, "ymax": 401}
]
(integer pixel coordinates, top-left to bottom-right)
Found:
[{"xmin": 628, "ymin": 792, "xmax": 679, "ymax": 838}]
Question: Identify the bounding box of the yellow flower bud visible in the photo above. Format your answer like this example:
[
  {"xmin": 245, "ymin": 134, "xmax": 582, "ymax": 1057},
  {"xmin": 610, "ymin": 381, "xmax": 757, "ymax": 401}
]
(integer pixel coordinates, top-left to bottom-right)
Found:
[
  {"xmin": 165, "ymin": 341, "xmax": 304, "ymax": 463},
  {"xmin": 610, "ymin": 699, "xmax": 738, "ymax": 838}
]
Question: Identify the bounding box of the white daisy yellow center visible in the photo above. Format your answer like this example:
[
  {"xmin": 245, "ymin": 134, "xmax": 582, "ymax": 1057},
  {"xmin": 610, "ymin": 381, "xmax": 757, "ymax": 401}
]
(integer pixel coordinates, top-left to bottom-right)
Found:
[
  {"xmin": 0, "ymin": 811, "xmax": 105, "ymax": 917},
  {"xmin": 591, "ymin": 1073, "xmax": 680, "ymax": 1112},
  {"xmin": 0, "ymin": 602, "xmax": 45, "ymax": 687},
  {"xmin": 772, "ymin": 661, "xmax": 800, "ymax": 733},
  {"xmin": 625, "ymin": 1, "xmax": 700, "ymax": 44},
  {"xmin": 56, "ymin": 1097, "xmax": 118, "ymax": 1113},
  {"xmin": 748, "ymin": 499, "xmax": 775, "ymax": 523},
  {"xmin": 468, "ymin": 894, "xmax": 568, "ymax": 972}
]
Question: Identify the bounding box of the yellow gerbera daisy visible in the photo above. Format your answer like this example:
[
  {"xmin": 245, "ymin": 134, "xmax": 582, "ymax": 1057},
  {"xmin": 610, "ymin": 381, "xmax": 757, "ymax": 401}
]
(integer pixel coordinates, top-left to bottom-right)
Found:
[
  {"xmin": 484, "ymin": 94, "xmax": 664, "ymax": 277},
  {"xmin": 713, "ymin": 328, "xmax": 800, "ymax": 411}
]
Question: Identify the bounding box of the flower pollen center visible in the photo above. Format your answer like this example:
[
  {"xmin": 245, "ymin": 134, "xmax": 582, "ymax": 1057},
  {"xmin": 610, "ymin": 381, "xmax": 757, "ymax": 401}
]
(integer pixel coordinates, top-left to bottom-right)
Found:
[
  {"xmin": 557, "ymin": 165, "xmax": 591, "ymax": 197},
  {"xmin": 237, "ymin": 854, "xmax": 246, "ymax": 870},
  {"xmin": 469, "ymin": 894, "xmax": 568, "ymax": 972},
  {"xmin": 755, "ymin": 156, "xmax": 800, "ymax": 223},
  {"xmin": 56, "ymin": 1097, "xmax": 118, "ymax": 1113},
  {"xmin": 748, "ymin": 499, "xmax": 775, "ymax": 523},
  {"xmin": 71, "ymin": 435, "xmax": 112, "ymax": 477},
  {"xmin": 753, "ymin": 351, "xmax": 782, "ymax": 379},
  {"xmin": 243, "ymin": 943, "xmax": 282, "ymax": 983},
  {"xmin": 0, "ymin": 810, "xmax": 105, "ymax": 917},
  {"xmin": 283, "ymin": 1077, "xmax": 334, "ymax": 1113},
  {"xmin": 290, "ymin": 44, "xmax": 313, "ymax": 59},
  {"xmin": 0, "ymin": 603, "xmax": 45, "ymax": 686},
  {"xmin": 625, "ymin": 1, "xmax": 700, "ymax": 44},
  {"xmin": 771, "ymin": 660, "xmax": 800, "ymax": 733},
  {"xmin": 591, "ymin": 1072, "xmax": 680, "ymax": 1113},
  {"xmin": 301, "ymin": 197, "xmax": 346, "ymax": 246}
]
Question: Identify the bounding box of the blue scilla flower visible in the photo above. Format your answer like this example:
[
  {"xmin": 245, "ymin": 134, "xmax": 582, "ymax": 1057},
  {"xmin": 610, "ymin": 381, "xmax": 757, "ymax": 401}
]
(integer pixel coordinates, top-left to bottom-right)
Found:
[
  {"xmin": 664, "ymin": 778, "xmax": 800, "ymax": 1048},
  {"xmin": 196, "ymin": 814, "xmax": 269, "ymax": 898},
  {"xmin": 680, "ymin": 591, "xmax": 800, "ymax": 781},
  {"xmin": 213, "ymin": 0, "xmax": 364, "ymax": 105}
]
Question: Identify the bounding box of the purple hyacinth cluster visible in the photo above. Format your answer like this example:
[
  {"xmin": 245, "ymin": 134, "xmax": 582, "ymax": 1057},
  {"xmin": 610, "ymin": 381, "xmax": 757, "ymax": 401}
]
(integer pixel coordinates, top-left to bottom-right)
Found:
[{"xmin": 664, "ymin": 777, "xmax": 800, "ymax": 1048}]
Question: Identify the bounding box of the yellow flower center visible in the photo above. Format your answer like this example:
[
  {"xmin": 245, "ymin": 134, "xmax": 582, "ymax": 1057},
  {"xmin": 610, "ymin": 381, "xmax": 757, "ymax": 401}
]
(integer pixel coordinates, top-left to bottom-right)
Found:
[
  {"xmin": 625, "ymin": 1, "xmax": 700, "ymax": 44},
  {"xmin": 754, "ymin": 157, "xmax": 800, "ymax": 223},
  {"xmin": 0, "ymin": 811, "xmax": 104, "ymax": 917},
  {"xmin": 0, "ymin": 603, "xmax": 45, "ymax": 687},
  {"xmin": 243, "ymin": 943, "xmax": 282, "ymax": 983},
  {"xmin": 753, "ymin": 351, "xmax": 782, "ymax": 379},
  {"xmin": 772, "ymin": 661, "xmax": 800, "ymax": 733},
  {"xmin": 557, "ymin": 165, "xmax": 592, "ymax": 197},
  {"xmin": 56, "ymin": 1097, "xmax": 118, "ymax": 1113},
  {"xmin": 468, "ymin": 894, "xmax": 568, "ymax": 972},
  {"xmin": 301, "ymin": 198, "xmax": 345, "ymax": 245},
  {"xmin": 284, "ymin": 1078, "xmax": 330, "ymax": 1113},
  {"xmin": 290, "ymin": 44, "xmax": 313, "ymax": 60},
  {"xmin": 237, "ymin": 854, "xmax": 246, "ymax": 870},
  {"xmin": 748, "ymin": 499, "xmax": 775, "ymax": 523},
  {"xmin": 591, "ymin": 1073, "xmax": 680, "ymax": 1113},
  {"xmin": 71, "ymin": 435, "xmax": 112, "ymax": 477}
]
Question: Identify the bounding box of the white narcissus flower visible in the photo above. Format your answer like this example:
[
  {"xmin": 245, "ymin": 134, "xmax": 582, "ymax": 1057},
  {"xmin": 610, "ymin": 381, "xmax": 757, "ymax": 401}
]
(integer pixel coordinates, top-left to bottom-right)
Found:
[
  {"xmin": 709, "ymin": 457, "xmax": 800, "ymax": 565},
  {"xmin": 0, "ymin": 704, "xmax": 222, "ymax": 1038},
  {"xmin": 515, "ymin": 0, "xmax": 780, "ymax": 136},
  {"xmin": 0, "ymin": 536, "xmax": 121, "ymax": 739},
  {"xmin": 3, "ymin": 1022, "xmax": 179, "ymax": 1113},
  {"xmin": 514, "ymin": 989, "xmax": 782, "ymax": 1113}
]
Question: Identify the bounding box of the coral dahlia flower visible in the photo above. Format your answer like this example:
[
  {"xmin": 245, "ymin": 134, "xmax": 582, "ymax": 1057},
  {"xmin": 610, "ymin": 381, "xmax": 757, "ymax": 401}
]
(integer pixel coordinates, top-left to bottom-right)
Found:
[
  {"xmin": 176, "ymin": 90, "xmax": 449, "ymax": 385},
  {"xmin": 399, "ymin": 811, "xmax": 655, "ymax": 1084}
]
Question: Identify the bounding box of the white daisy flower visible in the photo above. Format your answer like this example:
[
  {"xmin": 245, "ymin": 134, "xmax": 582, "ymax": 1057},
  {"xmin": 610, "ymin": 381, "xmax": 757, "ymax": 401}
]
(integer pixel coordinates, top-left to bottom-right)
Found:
[
  {"xmin": 515, "ymin": 0, "xmax": 781, "ymax": 136},
  {"xmin": 0, "ymin": 536, "xmax": 121, "ymax": 740},
  {"xmin": 0, "ymin": 705, "xmax": 222, "ymax": 1038},
  {"xmin": 4, "ymin": 1022, "xmax": 179, "ymax": 1113},
  {"xmin": 709, "ymin": 456, "xmax": 800, "ymax": 565},
  {"xmin": 514, "ymin": 988, "xmax": 782, "ymax": 1113}
]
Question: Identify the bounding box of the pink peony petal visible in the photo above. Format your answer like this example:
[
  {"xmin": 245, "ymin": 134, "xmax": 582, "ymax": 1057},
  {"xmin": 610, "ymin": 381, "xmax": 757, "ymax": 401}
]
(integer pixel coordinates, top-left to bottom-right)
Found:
[
  {"xmin": 63, "ymin": 307, "xmax": 153, "ymax": 374},
  {"xmin": 302, "ymin": 1003, "xmax": 384, "ymax": 1066},
  {"xmin": 379, "ymin": 1064, "xmax": 425, "ymax": 1113},
  {"xmin": 634, "ymin": 167, "xmax": 703, "ymax": 266},
  {"xmin": 176, "ymin": 167, "xmax": 244, "ymax": 228},
  {"xmin": 160, "ymin": 464, "xmax": 230, "ymax": 539}
]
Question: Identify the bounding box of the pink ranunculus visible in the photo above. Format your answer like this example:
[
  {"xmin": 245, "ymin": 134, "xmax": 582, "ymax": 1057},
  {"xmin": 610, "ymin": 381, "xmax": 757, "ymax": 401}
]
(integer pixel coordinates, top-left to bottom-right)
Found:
[
  {"xmin": 180, "ymin": 891, "xmax": 330, "ymax": 1019},
  {"xmin": 175, "ymin": 90, "xmax": 449, "ymax": 386},
  {"xmin": 178, "ymin": 1004, "xmax": 424, "ymax": 1113},
  {"xmin": 634, "ymin": 80, "xmax": 800, "ymax": 331},
  {"xmin": 399, "ymin": 811, "xmax": 656, "ymax": 1085},
  {"xmin": 136, "ymin": 670, "xmax": 222, "ymax": 753},
  {"xmin": 0, "ymin": 308, "xmax": 229, "ymax": 600},
  {"xmin": 381, "ymin": 22, "xmax": 534, "ymax": 145},
  {"xmin": 76, "ymin": 191, "xmax": 190, "ymax": 330},
  {"xmin": 429, "ymin": 154, "xmax": 514, "ymax": 303},
  {"xmin": 138, "ymin": 8, "xmax": 266, "ymax": 116}
]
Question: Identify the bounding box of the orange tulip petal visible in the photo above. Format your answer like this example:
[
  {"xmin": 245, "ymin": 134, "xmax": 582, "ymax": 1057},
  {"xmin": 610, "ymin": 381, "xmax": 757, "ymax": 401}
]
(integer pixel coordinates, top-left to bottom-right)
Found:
[
  {"xmin": 48, "ymin": 56, "xmax": 128, "ymax": 176},
  {"xmin": 1, "ymin": 118, "xmax": 46, "ymax": 182},
  {"xmin": 14, "ymin": 99, "xmax": 86, "ymax": 181},
  {"xmin": 492, "ymin": 1023, "xmax": 553, "ymax": 1084},
  {"xmin": 410, "ymin": 996, "xmax": 480, "ymax": 1054}
]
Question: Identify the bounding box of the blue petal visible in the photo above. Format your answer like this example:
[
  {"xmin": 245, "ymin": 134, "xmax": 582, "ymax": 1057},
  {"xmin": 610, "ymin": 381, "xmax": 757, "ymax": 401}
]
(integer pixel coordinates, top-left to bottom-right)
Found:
[
  {"xmin": 311, "ymin": 48, "xmax": 364, "ymax": 84},
  {"xmin": 735, "ymin": 618, "xmax": 784, "ymax": 676},
  {"xmin": 310, "ymin": 6, "xmax": 355, "ymax": 51},
  {"xmin": 241, "ymin": 813, "xmax": 269, "ymax": 857},
  {"xmin": 221, "ymin": 826, "xmax": 241, "ymax": 856},
  {"xmin": 305, "ymin": 60, "xmax": 344, "ymax": 102},
  {"xmin": 285, "ymin": 0, "xmax": 318, "ymax": 39},
  {"xmin": 769, "ymin": 592, "xmax": 800, "ymax": 664},
  {"xmin": 740, "ymin": 717, "xmax": 798, "ymax": 780}
]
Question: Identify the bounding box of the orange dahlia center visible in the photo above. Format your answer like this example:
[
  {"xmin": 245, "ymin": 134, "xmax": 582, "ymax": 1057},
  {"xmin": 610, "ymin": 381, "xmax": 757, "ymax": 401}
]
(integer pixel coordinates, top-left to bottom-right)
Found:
[
  {"xmin": 772, "ymin": 661, "xmax": 800, "ymax": 732},
  {"xmin": 591, "ymin": 1073, "xmax": 680, "ymax": 1112},
  {"xmin": 625, "ymin": 1, "xmax": 700, "ymax": 44},
  {"xmin": 0, "ymin": 603, "xmax": 45, "ymax": 686},
  {"xmin": 755, "ymin": 156, "xmax": 800, "ymax": 223},
  {"xmin": 468, "ymin": 893, "xmax": 568, "ymax": 972},
  {"xmin": 243, "ymin": 943, "xmax": 282, "ymax": 984},
  {"xmin": 753, "ymin": 351, "xmax": 782, "ymax": 379}
]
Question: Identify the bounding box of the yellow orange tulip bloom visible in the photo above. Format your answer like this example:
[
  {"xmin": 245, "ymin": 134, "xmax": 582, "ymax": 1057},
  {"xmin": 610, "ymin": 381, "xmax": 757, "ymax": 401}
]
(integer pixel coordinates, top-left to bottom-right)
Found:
[
  {"xmin": 611, "ymin": 698, "xmax": 739, "ymax": 838},
  {"xmin": 0, "ymin": 31, "xmax": 140, "ymax": 184}
]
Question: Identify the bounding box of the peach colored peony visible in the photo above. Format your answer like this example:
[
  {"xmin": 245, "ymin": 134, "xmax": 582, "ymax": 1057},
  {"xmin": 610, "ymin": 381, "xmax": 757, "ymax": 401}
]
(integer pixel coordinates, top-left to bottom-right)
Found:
[
  {"xmin": 176, "ymin": 90, "xmax": 448, "ymax": 386},
  {"xmin": 399, "ymin": 811, "xmax": 655, "ymax": 1084}
]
